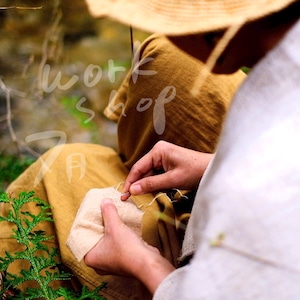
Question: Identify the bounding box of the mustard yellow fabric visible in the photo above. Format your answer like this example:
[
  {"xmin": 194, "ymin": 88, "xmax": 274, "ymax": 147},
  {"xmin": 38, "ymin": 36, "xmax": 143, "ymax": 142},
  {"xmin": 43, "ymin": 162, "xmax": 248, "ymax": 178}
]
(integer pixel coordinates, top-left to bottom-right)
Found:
[
  {"xmin": 2, "ymin": 144, "xmax": 179, "ymax": 300},
  {"xmin": 105, "ymin": 34, "xmax": 246, "ymax": 168},
  {"xmin": 0, "ymin": 34, "xmax": 246, "ymax": 299}
]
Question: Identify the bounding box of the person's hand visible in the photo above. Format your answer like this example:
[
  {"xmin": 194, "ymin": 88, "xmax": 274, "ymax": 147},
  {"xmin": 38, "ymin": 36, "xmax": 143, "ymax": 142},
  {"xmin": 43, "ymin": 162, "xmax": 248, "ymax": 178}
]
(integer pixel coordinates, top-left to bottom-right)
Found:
[
  {"xmin": 121, "ymin": 140, "xmax": 213, "ymax": 200},
  {"xmin": 84, "ymin": 198, "xmax": 175, "ymax": 294}
]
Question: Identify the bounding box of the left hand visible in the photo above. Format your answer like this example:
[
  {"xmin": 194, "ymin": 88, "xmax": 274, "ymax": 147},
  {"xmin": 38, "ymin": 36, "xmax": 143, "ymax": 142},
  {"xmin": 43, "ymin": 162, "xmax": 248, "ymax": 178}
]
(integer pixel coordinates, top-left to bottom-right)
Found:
[{"xmin": 121, "ymin": 141, "xmax": 213, "ymax": 200}]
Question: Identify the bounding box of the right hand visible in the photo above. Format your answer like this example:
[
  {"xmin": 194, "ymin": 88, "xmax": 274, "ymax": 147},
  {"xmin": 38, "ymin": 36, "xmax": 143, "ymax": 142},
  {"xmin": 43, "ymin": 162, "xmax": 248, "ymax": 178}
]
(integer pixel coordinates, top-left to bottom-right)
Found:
[
  {"xmin": 84, "ymin": 198, "xmax": 175, "ymax": 294},
  {"xmin": 121, "ymin": 141, "xmax": 213, "ymax": 200}
]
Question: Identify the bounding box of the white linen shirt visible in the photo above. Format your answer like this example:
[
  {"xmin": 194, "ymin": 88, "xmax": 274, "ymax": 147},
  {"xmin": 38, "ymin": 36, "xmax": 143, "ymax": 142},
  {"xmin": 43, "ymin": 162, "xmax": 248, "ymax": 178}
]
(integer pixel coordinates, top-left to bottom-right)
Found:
[{"xmin": 154, "ymin": 19, "xmax": 300, "ymax": 300}]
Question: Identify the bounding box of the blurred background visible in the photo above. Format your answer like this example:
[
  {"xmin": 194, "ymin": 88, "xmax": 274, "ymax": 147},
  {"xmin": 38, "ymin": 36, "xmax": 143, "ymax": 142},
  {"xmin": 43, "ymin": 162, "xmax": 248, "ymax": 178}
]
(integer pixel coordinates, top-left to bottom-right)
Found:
[{"xmin": 0, "ymin": 0, "xmax": 148, "ymax": 191}]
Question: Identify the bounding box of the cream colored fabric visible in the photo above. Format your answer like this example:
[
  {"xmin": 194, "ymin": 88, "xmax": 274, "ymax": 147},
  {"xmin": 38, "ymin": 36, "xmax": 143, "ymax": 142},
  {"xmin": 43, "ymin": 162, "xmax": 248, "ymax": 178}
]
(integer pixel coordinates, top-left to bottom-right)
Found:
[
  {"xmin": 67, "ymin": 188, "xmax": 144, "ymax": 262},
  {"xmin": 85, "ymin": 0, "xmax": 295, "ymax": 35}
]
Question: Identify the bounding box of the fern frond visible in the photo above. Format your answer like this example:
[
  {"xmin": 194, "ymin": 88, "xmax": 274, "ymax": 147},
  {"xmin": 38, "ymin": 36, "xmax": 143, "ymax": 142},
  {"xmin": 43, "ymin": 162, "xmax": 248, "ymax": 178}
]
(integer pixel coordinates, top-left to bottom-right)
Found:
[
  {"xmin": 77, "ymin": 283, "xmax": 108, "ymax": 300},
  {"xmin": 57, "ymin": 282, "xmax": 107, "ymax": 300},
  {"xmin": 0, "ymin": 192, "xmax": 10, "ymax": 203},
  {"xmin": 22, "ymin": 286, "xmax": 57, "ymax": 300},
  {"xmin": 0, "ymin": 191, "xmax": 107, "ymax": 299}
]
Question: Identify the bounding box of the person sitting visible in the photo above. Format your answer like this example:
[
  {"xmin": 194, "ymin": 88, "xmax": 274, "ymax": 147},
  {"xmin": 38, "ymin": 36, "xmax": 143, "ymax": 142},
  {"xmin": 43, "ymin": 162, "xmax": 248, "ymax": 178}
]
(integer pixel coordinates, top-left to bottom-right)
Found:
[
  {"xmin": 0, "ymin": 33, "xmax": 245, "ymax": 299},
  {"xmin": 84, "ymin": 0, "xmax": 300, "ymax": 299}
]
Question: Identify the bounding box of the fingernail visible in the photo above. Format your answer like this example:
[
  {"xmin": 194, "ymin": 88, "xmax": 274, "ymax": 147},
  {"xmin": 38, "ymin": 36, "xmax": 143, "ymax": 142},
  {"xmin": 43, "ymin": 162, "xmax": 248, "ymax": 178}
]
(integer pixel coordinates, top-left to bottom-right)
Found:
[
  {"xmin": 121, "ymin": 192, "xmax": 130, "ymax": 197},
  {"xmin": 130, "ymin": 184, "xmax": 142, "ymax": 194},
  {"xmin": 102, "ymin": 198, "xmax": 112, "ymax": 205},
  {"xmin": 120, "ymin": 192, "xmax": 130, "ymax": 200}
]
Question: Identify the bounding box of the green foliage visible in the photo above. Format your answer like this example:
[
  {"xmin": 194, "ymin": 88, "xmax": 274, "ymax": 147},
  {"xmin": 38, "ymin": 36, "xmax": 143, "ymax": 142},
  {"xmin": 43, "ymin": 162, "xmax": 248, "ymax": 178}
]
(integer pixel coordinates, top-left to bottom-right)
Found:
[
  {"xmin": 241, "ymin": 66, "xmax": 250, "ymax": 74},
  {"xmin": 0, "ymin": 155, "xmax": 35, "ymax": 193},
  {"xmin": 60, "ymin": 95, "xmax": 98, "ymax": 130},
  {"xmin": 0, "ymin": 191, "xmax": 106, "ymax": 300}
]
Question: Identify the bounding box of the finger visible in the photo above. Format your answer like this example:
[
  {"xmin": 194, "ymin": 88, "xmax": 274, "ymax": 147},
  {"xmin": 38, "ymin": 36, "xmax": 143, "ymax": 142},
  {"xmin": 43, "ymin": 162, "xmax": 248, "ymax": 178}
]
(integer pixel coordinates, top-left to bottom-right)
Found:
[
  {"xmin": 121, "ymin": 154, "xmax": 158, "ymax": 199},
  {"xmin": 101, "ymin": 198, "xmax": 123, "ymax": 230},
  {"xmin": 120, "ymin": 191, "xmax": 131, "ymax": 201},
  {"xmin": 121, "ymin": 169, "xmax": 155, "ymax": 201},
  {"xmin": 129, "ymin": 171, "xmax": 177, "ymax": 195}
]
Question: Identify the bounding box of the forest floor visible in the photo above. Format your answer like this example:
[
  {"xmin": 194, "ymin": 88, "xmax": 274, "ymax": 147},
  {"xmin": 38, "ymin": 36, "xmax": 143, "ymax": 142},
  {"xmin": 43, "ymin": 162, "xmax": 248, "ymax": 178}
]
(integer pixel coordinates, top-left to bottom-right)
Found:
[{"xmin": 0, "ymin": 2, "xmax": 148, "ymax": 156}]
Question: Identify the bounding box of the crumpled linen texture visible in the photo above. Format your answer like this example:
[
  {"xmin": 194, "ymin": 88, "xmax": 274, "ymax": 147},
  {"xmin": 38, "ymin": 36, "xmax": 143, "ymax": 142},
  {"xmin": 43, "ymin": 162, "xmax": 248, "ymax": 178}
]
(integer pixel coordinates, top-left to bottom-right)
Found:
[{"xmin": 67, "ymin": 187, "xmax": 144, "ymax": 262}]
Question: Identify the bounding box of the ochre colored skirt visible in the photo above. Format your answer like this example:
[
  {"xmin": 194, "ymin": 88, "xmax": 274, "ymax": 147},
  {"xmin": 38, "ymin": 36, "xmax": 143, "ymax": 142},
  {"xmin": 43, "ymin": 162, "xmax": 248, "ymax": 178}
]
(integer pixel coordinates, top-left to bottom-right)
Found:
[{"xmin": 0, "ymin": 34, "xmax": 245, "ymax": 299}]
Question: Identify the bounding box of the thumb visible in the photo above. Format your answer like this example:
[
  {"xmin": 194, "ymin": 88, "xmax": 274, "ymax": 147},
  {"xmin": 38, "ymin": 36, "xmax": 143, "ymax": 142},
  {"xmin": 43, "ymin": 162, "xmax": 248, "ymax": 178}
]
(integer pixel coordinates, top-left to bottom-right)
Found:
[
  {"xmin": 101, "ymin": 198, "xmax": 123, "ymax": 229},
  {"xmin": 129, "ymin": 173, "xmax": 174, "ymax": 195}
]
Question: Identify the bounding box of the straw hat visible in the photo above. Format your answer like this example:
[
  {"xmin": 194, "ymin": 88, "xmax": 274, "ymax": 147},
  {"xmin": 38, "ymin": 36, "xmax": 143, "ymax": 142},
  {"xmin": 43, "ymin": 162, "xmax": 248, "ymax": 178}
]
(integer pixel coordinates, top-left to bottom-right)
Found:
[{"xmin": 85, "ymin": 0, "xmax": 297, "ymax": 35}]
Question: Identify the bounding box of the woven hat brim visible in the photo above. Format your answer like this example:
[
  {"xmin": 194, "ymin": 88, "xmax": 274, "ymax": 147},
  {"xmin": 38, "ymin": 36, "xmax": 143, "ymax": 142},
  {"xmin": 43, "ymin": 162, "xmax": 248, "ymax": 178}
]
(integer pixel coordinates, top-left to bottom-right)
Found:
[{"xmin": 85, "ymin": 0, "xmax": 296, "ymax": 35}]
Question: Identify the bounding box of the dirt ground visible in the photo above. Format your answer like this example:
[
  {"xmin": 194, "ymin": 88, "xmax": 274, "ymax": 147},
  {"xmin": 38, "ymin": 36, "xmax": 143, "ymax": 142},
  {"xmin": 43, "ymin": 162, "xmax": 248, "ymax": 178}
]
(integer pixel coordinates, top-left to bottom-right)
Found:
[{"xmin": 0, "ymin": 1, "xmax": 148, "ymax": 157}]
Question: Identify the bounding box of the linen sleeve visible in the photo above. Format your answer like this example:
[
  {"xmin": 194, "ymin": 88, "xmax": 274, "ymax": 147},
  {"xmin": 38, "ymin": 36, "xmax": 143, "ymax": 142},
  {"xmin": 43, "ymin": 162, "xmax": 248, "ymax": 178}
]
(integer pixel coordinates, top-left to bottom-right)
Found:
[{"xmin": 154, "ymin": 20, "xmax": 300, "ymax": 299}]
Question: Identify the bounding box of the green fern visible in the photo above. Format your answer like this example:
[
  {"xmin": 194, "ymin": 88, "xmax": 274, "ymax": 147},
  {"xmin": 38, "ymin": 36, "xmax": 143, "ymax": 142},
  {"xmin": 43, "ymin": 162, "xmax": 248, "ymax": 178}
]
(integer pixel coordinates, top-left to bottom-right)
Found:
[{"xmin": 0, "ymin": 191, "xmax": 106, "ymax": 300}]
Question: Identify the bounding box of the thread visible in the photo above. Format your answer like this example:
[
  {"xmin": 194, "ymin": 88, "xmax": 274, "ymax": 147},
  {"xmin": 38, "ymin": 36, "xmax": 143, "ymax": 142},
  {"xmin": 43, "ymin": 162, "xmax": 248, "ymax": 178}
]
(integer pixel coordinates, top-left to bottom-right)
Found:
[{"xmin": 111, "ymin": 182, "xmax": 190, "ymax": 231}]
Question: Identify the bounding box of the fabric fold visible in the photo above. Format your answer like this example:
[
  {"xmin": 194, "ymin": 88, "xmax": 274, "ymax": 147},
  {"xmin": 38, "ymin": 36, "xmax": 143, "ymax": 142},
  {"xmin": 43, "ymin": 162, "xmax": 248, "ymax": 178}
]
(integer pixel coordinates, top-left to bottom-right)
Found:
[{"xmin": 67, "ymin": 187, "xmax": 144, "ymax": 262}]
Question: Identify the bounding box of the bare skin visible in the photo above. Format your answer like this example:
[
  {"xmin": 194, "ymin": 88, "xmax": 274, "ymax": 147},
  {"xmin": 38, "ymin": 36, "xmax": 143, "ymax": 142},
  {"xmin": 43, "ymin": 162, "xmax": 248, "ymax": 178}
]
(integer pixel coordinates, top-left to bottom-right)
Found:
[
  {"xmin": 84, "ymin": 11, "xmax": 299, "ymax": 296},
  {"xmin": 121, "ymin": 141, "xmax": 213, "ymax": 201},
  {"xmin": 168, "ymin": 12, "xmax": 298, "ymax": 74},
  {"xmin": 84, "ymin": 198, "xmax": 175, "ymax": 294},
  {"xmin": 85, "ymin": 141, "xmax": 210, "ymax": 292}
]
